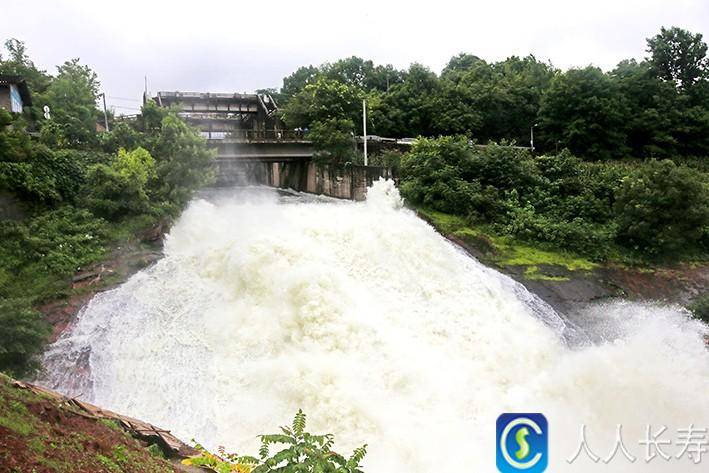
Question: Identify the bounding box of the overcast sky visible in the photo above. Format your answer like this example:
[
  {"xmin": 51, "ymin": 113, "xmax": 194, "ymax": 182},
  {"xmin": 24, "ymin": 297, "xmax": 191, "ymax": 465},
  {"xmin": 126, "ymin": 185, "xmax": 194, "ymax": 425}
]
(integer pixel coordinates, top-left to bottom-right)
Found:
[{"xmin": 4, "ymin": 0, "xmax": 708, "ymax": 114}]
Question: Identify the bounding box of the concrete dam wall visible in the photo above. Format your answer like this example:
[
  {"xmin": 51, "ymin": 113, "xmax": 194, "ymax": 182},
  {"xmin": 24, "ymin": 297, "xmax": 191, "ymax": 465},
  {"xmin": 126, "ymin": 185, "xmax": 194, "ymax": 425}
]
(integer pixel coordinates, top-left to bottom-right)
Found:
[{"xmin": 215, "ymin": 160, "xmax": 395, "ymax": 201}]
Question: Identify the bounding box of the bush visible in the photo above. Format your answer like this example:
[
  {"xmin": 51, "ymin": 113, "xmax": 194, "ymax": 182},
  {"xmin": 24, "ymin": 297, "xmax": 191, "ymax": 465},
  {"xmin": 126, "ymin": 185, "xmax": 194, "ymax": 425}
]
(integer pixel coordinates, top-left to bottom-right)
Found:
[
  {"xmin": 182, "ymin": 410, "xmax": 367, "ymax": 473},
  {"xmin": 0, "ymin": 298, "xmax": 51, "ymax": 377},
  {"xmin": 503, "ymin": 202, "xmax": 615, "ymax": 258},
  {"xmin": 689, "ymin": 294, "xmax": 709, "ymax": 323},
  {"xmin": 309, "ymin": 117, "xmax": 357, "ymax": 166},
  {"xmin": 614, "ymin": 159, "xmax": 709, "ymax": 256},
  {"xmin": 83, "ymin": 147, "xmax": 155, "ymax": 220}
]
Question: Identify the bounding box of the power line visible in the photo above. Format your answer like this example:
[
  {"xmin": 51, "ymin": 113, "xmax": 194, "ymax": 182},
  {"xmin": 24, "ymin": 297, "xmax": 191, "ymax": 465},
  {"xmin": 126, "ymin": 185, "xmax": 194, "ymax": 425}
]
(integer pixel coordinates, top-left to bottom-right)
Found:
[
  {"xmin": 107, "ymin": 96, "xmax": 142, "ymax": 102},
  {"xmin": 109, "ymin": 105, "xmax": 141, "ymax": 110}
]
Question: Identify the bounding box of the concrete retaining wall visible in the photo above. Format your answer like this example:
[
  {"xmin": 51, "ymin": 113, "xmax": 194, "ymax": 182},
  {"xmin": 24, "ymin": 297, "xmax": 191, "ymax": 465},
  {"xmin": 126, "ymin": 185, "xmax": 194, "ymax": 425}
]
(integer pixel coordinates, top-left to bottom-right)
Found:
[{"xmin": 265, "ymin": 161, "xmax": 395, "ymax": 200}]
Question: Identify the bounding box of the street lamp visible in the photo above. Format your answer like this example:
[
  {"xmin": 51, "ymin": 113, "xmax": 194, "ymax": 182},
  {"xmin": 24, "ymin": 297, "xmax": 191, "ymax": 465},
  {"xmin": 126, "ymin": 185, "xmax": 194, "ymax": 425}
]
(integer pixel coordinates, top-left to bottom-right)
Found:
[
  {"xmin": 530, "ymin": 123, "xmax": 538, "ymax": 153},
  {"xmin": 362, "ymin": 99, "xmax": 368, "ymax": 166},
  {"xmin": 98, "ymin": 93, "xmax": 109, "ymax": 132}
]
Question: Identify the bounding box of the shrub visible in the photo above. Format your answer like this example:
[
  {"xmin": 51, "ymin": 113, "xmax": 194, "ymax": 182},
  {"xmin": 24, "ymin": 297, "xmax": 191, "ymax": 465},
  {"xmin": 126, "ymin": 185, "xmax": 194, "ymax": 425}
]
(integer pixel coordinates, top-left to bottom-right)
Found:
[
  {"xmin": 689, "ymin": 294, "xmax": 709, "ymax": 324},
  {"xmin": 614, "ymin": 159, "xmax": 709, "ymax": 256},
  {"xmin": 309, "ymin": 117, "xmax": 357, "ymax": 166},
  {"xmin": 0, "ymin": 298, "xmax": 51, "ymax": 377},
  {"xmin": 182, "ymin": 410, "xmax": 367, "ymax": 473},
  {"xmin": 83, "ymin": 147, "xmax": 155, "ymax": 220}
]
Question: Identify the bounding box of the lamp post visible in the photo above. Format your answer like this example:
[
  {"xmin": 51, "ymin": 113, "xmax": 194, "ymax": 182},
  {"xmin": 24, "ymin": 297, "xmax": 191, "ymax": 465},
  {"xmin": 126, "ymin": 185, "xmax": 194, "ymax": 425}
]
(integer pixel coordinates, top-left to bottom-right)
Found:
[
  {"xmin": 362, "ymin": 99, "xmax": 368, "ymax": 166},
  {"xmin": 530, "ymin": 123, "xmax": 537, "ymax": 153},
  {"xmin": 99, "ymin": 93, "xmax": 109, "ymax": 132}
]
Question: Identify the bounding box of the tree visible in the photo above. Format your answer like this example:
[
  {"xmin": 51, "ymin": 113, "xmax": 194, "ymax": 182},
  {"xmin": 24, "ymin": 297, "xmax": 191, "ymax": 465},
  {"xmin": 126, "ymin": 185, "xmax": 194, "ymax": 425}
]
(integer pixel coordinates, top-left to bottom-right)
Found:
[
  {"xmin": 84, "ymin": 147, "xmax": 156, "ymax": 219},
  {"xmin": 0, "ymin": 39, "xmax": 51, "ymax": 95},
  {"xmin": 308, "ymin": 117, "xmax": 356, "ymax": 166},
  {"xmin": 399, "ymin": 136, "xmax": 481, "ymax": 214},
  {"xmin": 281, "ymin": 65, "xmax": 320, "ymax": 103},
  {"xmin": 538, "ymin": 66, "xmax": 630, "ymax": 160},
  {"xmin": 614, "ymin": 159, "xmax": 709, "ymax": 255},
  {"xmin": 280, "ymin": 77, "xmax": 362, "ymax": 130},
  {"xmin": 0, "ymin": 298, "xmax": 50, "ymax": 377},
  {"xmin": 375, "ymin": 63, "xmax": 439, "ymax": 137},
  {"xmin": 647, "ymin": 26, "xmax": 708, "ymax": 90},
  {"xmin": 41, "ymin": 58, "xmax": 101, "ymax": 148},
  {"xmin": 324, "ymin": 56, "xmax": 402, "ymax": 92},
  {"xmin": 147, "ymin": 113, "xmax": 215, "ymax": 212},
  {"xmin": 610, "ymin": 59, "xmax": 680, "ymax": 157}
]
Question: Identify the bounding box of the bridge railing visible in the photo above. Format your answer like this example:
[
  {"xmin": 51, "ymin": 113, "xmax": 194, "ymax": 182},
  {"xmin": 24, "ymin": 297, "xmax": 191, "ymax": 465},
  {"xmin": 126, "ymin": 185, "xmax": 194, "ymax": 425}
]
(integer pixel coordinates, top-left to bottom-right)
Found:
[{"xmin": 204, "ymin": 129, "xmax": 308, "ymax": 142}]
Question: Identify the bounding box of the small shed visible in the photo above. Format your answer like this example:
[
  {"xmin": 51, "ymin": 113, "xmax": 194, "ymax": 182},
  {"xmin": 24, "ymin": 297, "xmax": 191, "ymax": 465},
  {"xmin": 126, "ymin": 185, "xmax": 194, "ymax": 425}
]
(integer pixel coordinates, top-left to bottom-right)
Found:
[{"xmin": 0, "ymin": 75, "xmax": 32, "ymax": 113}]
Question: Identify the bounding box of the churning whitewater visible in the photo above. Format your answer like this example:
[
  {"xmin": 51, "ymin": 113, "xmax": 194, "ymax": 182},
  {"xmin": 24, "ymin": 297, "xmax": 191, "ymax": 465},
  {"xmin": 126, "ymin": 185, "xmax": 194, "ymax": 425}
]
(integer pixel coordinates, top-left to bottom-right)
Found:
[{"xmin": 41, "ymin": 180, "xmax": 709, "ymax": 472}]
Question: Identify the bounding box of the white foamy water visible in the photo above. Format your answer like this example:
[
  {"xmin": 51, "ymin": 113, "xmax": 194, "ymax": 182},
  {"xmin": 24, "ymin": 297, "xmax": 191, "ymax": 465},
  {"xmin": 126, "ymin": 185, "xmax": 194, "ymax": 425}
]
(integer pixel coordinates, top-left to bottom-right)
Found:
[{"xmin": 41, "ymin": 180, "xmax": 709, "ymax": 472}]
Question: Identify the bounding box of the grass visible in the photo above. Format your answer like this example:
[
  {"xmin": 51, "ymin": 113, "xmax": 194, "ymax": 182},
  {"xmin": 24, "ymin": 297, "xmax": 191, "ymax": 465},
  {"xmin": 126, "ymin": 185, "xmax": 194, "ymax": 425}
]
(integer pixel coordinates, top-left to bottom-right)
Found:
[
  {"xmin": 416, "ymin": 207, "xmax": 596, "ymax": 276},
  {"xmin": 0, "ymin": 373, "xmax": 175, "ymax": 473}
]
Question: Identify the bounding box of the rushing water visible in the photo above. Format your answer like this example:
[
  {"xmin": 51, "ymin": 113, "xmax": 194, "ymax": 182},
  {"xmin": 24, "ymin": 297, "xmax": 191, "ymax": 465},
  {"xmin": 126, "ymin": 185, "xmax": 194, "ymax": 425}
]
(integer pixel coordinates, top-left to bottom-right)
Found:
[{"xmin": 40, "ymin": 180, "xmax": 709, "ymax": 472}]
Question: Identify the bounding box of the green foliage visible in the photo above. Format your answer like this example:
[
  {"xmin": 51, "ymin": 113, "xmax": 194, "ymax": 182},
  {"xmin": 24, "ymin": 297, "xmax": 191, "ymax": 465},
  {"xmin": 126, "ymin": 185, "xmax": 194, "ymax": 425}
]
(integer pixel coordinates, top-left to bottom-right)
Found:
[
  {"xmin": 309, "ymin": 118, "xmax": 356, "ymax": 166},
  {"xmin": 146, "ymin": 112, "xmax": 215, "ymax": 213},
  {"xmin": 0, "ymin": 298, "xmax": 51, "ymax": 377},
  {"xmin": 184, "ymin": 410, "xmax": 366, "ymax": 473},
  {"xmin": 0, "ymin": 39, "xmax": 51, "ymax": 97},
  {"xmin": 400, "ymin": 136, "xmax": 480, "ymax": 215},
  {"xmin": 538, "ymin": 66, "xmax": 630, "ymax": 160},
  {"xmin": 614, "ymin": 159, "xmax": 709, "ymax": 256},
  {"xmin": 367, "ymin": 149, "xmax": 403, "ymax": 174},
  {"xmin": 0, "ymin": 42, "xmax": 214, "ymax": 379},
  {"xmin": 83, "ymin": 147, "xmax": 155, "ymax": 219},
  {"xmin": 647, "ymin": 26, "xmax": 708, "ymax": 90},
  {"xmin": 373, "ymin": 63, "xmax": 439, "ymax": 137},
  {"xmin": 281, "ymin": 77, "xmax": 363, "ymax": 130},
  {"xmin": 39, "ymin": 58, "xmax": 101, "ymax": 148},
  {"xmin": 273, "ymin": 26, "xmax": 708, "ymax": 162},
  {"xmin": 689, "ymin": 294, "xmax": 709, "ymax": 324},
  {"xmin": 400, "ymin": 136, "xmax": 709, "ymax": 260}
]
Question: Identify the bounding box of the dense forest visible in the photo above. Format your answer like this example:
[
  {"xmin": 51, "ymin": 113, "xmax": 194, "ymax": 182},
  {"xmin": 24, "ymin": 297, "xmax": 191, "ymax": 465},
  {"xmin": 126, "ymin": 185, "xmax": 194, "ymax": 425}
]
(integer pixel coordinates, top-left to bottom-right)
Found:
[
  {"xmin": 275, "ymin": 26, "xmax": 709, "ymax": 160},
  {"xmin": 271, "ymin": 26, "xmax": 709, "ymax": 265}
]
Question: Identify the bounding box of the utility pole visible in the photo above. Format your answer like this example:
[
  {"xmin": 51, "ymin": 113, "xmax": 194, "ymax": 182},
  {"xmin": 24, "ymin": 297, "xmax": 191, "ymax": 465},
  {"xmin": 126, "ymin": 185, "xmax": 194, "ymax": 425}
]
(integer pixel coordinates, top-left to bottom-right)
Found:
[
  {"xmin": 362, "ymin": 99, "xmax": 368, "ymax": 166},
  {"xmin": 99, "ymin": 93, "xmax": 109, "ymax": 132}
]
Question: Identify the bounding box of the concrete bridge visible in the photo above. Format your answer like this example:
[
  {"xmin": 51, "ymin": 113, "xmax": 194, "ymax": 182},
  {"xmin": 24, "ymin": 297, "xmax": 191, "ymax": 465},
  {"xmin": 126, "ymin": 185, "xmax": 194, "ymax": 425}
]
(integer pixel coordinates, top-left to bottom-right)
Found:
[
  {"xmin": 153, "ymin": 90, "xmax": 392, "ymax": 199},
  {"xmin": 154, "ymin": 91, "xmax": 313, "ymax": 162},
  {"xmin": 206, "ymin": 129, "xmax": 313, "ymax": 162}
]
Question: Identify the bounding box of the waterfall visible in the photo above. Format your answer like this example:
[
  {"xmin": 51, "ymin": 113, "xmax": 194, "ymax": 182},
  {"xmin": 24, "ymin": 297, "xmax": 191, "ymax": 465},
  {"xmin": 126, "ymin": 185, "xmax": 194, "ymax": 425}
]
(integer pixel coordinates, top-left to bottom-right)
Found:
[{"xmin": 40, "ymin": 180, "xmax": 709, "ymax": 472}]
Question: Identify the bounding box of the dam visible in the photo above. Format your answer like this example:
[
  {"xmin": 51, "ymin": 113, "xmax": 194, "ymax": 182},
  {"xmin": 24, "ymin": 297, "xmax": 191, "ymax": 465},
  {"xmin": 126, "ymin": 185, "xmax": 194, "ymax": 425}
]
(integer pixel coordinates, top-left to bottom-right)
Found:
[{"xmin": 39, "ymin": 180, "xmax": 709, "ymax": 472}]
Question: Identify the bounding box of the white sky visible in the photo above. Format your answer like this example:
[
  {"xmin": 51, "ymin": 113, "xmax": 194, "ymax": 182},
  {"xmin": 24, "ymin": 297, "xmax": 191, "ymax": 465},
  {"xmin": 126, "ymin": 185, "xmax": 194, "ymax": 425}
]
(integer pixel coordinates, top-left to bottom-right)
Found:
[{"xmin": 3, "ymin": 0, "xmax": 708, "ymax": 114}]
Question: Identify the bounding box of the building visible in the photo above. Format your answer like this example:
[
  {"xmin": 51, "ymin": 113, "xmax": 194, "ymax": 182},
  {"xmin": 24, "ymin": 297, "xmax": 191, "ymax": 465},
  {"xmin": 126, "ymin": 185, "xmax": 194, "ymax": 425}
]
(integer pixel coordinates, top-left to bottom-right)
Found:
[
  {"xmin": 152, "ymin": 91, "xmax": 282, "ymax": 140},
  {"xmin": 0, "ymin": 75, "xmax": 31, "ymax": 113}
]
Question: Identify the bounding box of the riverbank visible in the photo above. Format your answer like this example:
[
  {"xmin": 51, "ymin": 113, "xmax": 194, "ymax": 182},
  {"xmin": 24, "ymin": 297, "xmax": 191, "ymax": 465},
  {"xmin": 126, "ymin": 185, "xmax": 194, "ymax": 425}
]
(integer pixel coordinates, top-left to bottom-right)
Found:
[
  {"xmin": 0, "ymin": 373, "xmax": 201, "ymax": 473},
  {"xmin": 416, "ymin": 207, "xmax": 709, "ymax": 313},
  {"xmin": 37, "ymin": 219, "xmax": 166, "ymax": 344}
]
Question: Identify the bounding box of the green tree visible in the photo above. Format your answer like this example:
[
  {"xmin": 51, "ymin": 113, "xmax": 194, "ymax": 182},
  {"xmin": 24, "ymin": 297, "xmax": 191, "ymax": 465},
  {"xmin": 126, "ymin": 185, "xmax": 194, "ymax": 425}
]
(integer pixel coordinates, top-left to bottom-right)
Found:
[
  {"xmin": 375, "ymin": 63, "xmax": 439, "ymax": 137},
  {"xmin": 0, "ymin": 298, "xmax": 50, "ymax": 377},
  {"xmin": 647, "ymin": 26, "xmax": 708, "ymax": 90},
  {"xmin": 84, "ymin": 147, "xmax": 156, "ymax": 220},
  {"xmin": 281, "ymin": 77, "xmax": 362, "ymax": 130},
  {"xmin": 0, "ymin": 39, "xmax": 51, "ymax": 95},
  {"xmin": 309, "ymin": 117, "xmax": 356, "ymax": 166},
  {"xmin": 40, "ymin": 58, "xmax": 101, "ymax": 148},
  {"xmin": 324, "ymin": 56, "xmax": 402, "ymax": 92},
  {"xmin": 399, "ymin": 136, "xmax": 480, "ymax": 214},
  {"xmin": 147, "ymin": 112, "xmax": 215, "ymax": 212},
  {"xmin": 610, "ymin": 59, "xmax": 680, "ymax": 157},
  {"xmin": 538, "ymin": 66, "xmax": 630, "ymax": 160},
  {"xmin": 281, "ymin": 65, "xmax": 321, "ymax": 104},
  {"xmin": 434, "ymin": 54, "xmax": 554, "ymax": 143},
  {"xmin": 614, "ymin": 159, "xmax": 709, "ymax": 255}
]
